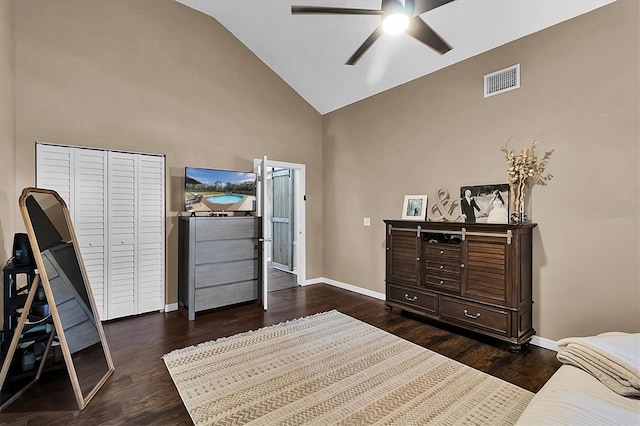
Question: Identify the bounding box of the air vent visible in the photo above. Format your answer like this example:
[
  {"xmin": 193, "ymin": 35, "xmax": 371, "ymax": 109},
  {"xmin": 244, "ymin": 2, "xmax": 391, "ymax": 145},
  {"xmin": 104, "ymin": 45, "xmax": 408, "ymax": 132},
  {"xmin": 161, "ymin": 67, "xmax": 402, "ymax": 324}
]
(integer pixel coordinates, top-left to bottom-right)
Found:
[{"xmin": 484, "ymin": 64, "xmax": 520, "ymax": 98}]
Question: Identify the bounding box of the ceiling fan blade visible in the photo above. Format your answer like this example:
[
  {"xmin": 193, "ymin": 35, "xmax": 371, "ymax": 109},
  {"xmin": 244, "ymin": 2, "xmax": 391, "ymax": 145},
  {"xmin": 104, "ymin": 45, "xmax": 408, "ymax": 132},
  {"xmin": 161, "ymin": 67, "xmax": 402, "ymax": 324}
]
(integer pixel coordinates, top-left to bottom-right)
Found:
[
  {"xmin": 345, "ymin": 26, "xmax": 385, "ymax": 65},
  {"xmin": 406, "ymin": 17, "xmax": 451, "ymax": 54},
  {"xmin": 291, "ymin": 6, "xmax": 383, "ymax": 15},
  {"xmin": 413, "ymin": 0, "xmax": 455, "ymax": 16}
]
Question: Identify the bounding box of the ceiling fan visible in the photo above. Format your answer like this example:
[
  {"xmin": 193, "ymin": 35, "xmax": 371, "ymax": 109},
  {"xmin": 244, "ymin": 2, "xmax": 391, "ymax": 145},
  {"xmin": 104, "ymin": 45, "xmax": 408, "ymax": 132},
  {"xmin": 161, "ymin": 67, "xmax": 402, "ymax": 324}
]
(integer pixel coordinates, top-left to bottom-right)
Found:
[{"xmin": 291, "ymin": 0, "xmax": 454, "ymax": 65}]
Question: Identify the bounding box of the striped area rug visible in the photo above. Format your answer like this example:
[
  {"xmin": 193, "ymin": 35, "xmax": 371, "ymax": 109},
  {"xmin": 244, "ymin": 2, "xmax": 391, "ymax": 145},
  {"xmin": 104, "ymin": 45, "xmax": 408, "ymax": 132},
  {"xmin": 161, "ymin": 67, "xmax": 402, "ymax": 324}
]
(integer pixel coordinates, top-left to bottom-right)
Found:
[{"xmin": 163, "ymin": 310, "xmax": 533, "ymax": 425}]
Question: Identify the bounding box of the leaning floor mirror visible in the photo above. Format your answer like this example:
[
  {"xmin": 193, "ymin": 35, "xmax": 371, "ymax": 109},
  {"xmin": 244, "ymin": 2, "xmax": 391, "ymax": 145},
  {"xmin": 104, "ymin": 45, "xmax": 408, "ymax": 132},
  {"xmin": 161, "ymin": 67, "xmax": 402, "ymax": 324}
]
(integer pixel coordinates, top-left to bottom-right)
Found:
[{"xmin": 0, "ymin": 187, "xmax": 114, "ymax": 411}]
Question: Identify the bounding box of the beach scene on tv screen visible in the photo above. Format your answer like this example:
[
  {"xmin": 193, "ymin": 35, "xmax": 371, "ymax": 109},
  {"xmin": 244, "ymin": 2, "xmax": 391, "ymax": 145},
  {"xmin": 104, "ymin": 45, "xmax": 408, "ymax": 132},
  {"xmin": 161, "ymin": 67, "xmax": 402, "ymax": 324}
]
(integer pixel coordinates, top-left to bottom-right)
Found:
[{"xmin": 185, "ymin": 167, "xmax": 256, "ymax": 212}]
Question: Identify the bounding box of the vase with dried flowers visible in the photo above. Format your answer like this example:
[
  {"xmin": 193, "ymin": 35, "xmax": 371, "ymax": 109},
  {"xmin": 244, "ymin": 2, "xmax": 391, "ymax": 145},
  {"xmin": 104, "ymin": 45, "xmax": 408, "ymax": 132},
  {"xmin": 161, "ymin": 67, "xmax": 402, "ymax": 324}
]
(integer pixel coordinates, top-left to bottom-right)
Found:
[{"xmin": 499, "ymin": 138, "xmax": 554, "ymax": 223}]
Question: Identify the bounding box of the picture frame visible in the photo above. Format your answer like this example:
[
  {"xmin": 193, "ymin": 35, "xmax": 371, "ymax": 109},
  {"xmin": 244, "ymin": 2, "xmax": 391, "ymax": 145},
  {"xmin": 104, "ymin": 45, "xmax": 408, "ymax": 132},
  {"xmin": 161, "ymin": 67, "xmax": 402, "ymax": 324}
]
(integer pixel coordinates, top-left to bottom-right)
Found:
[
  {"xmin": 459, "ymin": 184, "xmax": 510, "ymax": 224},
  {"xmin": 401, "ymin": 195, "xmax": 428, "ymax": 221}
]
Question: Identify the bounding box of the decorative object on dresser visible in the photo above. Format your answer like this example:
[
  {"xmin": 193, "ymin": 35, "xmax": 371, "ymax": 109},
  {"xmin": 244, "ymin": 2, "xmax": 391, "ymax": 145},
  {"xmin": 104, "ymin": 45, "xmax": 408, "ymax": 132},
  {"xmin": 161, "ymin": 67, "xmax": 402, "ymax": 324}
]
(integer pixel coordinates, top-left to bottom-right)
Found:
[
  {"xmin": 401, "ymin": 194, "xmax": 428, "ymax": 221},
  {"xmin": 428, "ymin": 188, "xmax": 462, "ymax": 222},
  {"xmin": 178, "ymin": 216, "xmax": 261, "ymax": 321},
  {"xmin": 499, "ymin": 138, "xmax": 554, "ymax": 224},
  {"xmin": 384, "ymin": 220, "xmax": 536, "ymax": 350},
  {"xmin": 460, "ymin": 183, "xmax": 510, "ymax": 224}
]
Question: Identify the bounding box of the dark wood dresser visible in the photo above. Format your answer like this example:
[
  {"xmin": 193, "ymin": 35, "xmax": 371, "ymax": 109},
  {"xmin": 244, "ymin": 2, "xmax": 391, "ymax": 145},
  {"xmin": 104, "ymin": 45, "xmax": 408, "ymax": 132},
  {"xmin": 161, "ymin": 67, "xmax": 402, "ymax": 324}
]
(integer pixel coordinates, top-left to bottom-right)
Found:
[{"xmin": 384, "ymin": 220, "xmax": 536, "ymax": 349}]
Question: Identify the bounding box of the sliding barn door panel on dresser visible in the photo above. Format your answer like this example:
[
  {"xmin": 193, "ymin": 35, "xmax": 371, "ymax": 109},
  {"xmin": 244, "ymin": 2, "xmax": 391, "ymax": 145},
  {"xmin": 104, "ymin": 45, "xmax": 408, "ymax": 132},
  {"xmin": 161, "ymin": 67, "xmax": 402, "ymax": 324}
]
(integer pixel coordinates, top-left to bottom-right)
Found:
[
  {"xmin": 36, "ymin": 143, "xmax": 165, "ymax": 320},
  {"xmin": 386, "ymin": 230, "xmax": 421, "ymax": 287},
  {"xmin": 464, "ymin": 236, "xmax": 509, "ymax": 305},
  {"xmin": 384, "ymin": 220, "xmax": 536, "ymax": 350}
]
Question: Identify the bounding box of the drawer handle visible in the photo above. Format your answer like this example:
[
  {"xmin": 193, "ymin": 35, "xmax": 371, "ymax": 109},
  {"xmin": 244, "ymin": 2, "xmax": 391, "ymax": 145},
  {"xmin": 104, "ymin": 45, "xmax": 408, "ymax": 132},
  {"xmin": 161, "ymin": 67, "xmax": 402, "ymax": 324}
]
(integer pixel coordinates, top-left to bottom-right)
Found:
[
  {"xmin": 405, "ymin": 294, "xmax": 418, "ymax": 302},
  {"xmin": 440, "ymin": 250, "xmax": 444, "ymax": 255},
  {"xmin": 416, "ymin": 257, "xmax": 421, "ymax": 261},
  {"xmin": 439, "ymin": 280, "xmax": 444, "ymax": 285},
  {"xmin": 460, "ymin": 263, "xmax": 465, "ymax": 269},
  {"xmin": 439, "ymin": 265, "xmax": 444, "ymax": 269},
  {"xmin": 464, "ymin": 309, "xmax": 481, "ymax": 319}
]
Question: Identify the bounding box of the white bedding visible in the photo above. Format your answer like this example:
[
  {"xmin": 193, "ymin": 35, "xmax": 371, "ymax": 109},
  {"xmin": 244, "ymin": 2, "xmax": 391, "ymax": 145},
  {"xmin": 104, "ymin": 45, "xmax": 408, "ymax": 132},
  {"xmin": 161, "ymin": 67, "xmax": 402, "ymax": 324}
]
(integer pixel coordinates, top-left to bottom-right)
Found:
[
  {"xmin": 557, "ymin": 332, "xmax": 640, "ymax": 397},
  {"xmin": 516, "ymin": 365, "xmax": 640, "ymax": 426}
]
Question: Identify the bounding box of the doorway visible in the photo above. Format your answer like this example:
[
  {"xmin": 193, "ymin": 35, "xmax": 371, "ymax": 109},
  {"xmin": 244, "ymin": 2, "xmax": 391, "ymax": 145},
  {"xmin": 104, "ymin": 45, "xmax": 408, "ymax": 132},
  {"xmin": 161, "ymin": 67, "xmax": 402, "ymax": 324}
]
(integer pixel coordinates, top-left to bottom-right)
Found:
[
  {"xmin": 269, "ymin": 167, "xmax": 297, "ymax": 291},
  {"xmin": 254, "ymin": 158, "xmax": 306, "ymax": 297}
]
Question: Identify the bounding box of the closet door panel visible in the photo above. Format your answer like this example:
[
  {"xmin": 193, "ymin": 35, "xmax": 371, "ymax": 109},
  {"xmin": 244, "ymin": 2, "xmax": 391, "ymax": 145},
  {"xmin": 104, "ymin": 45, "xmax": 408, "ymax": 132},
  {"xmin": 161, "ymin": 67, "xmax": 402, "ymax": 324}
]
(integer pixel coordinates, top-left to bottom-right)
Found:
[
  {"xmin": 36, "ymin": 144, "xmax": 73, "ymax": 207},
  {"xmin": 108, "ymin": 152, "xmax": 137, "ymax": 319},
  {"xmin": 73, "ymin": 149, "xmax": 108, "ymax": 319},
  {"xmin": 136, "ymin": 155, "xmax": 165, "ymax": 313}
]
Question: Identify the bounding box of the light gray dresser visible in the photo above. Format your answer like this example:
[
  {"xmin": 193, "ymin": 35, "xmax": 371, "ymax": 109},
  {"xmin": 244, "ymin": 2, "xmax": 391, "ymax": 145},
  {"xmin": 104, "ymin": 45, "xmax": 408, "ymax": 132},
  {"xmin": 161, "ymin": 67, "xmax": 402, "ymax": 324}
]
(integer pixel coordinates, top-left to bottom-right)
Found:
[{"xmin": 178, "ymin": 216, "xmax": 260, "ymax": 320}]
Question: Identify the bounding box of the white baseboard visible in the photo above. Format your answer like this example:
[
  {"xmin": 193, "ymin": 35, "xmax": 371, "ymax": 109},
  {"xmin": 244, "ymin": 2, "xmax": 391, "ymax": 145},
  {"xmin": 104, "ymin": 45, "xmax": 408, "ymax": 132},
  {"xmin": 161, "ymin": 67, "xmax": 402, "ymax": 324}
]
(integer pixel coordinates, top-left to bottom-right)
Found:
[
  {"xmin": 303, "ymin": 277, "xmax": 385, "ymax": 300},
  {"xmin": 165, "ymin": 303, "xmax": 178, "ymax": 312},
  {"xmin": 303, "ymin": 278, "xmax": 558, "ymax": 351},
  {"xmin": 301, "ymin": 277, "xmax": 324, "ymax": 286},
  {"xmin": 530, "ymin": 335, "xmax": 558, "ymax": 352}
]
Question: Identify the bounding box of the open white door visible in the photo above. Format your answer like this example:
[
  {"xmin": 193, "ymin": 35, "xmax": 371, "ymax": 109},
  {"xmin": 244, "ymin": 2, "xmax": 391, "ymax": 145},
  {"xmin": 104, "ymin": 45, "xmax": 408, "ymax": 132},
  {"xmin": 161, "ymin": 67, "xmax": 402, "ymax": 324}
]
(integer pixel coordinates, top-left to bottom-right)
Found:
[
  {"xmin": 254, "ymin": 157, "xmax": 306, "ymax": 288},
  {"xmin": 257, "ymin": 156, "xmax": 270, "ymax": 310}
]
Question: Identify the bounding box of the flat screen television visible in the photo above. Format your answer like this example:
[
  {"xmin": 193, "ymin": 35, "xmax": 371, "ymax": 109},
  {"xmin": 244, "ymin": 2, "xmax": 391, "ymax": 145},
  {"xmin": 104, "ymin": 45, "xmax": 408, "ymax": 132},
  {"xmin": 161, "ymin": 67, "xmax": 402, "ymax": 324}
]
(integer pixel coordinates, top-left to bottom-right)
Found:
[{"xmin": 184, "ymin": 167, "xmax": 257, "ymax": 213}]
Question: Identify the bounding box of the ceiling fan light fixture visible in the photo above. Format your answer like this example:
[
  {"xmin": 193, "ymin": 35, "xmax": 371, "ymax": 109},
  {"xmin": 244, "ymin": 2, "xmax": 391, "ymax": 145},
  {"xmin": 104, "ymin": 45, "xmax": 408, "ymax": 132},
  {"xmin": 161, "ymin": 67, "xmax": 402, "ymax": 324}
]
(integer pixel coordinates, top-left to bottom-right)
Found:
[{"xmin": 382, "ymin": 12, "xmax": 410, "ymax": 34}]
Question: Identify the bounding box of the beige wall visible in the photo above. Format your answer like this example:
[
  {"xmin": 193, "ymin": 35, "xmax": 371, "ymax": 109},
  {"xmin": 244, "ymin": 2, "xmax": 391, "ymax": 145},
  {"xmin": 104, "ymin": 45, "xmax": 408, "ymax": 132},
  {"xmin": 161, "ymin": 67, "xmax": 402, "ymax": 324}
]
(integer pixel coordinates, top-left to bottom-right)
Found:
[
  {"xmin": 0, "ymin": 0, "xmax": 15, "ymax": 262},
  {"xmin": 324, "ymin": 0, "xmax": 639, "ymax": 340},
  {"xmin": 0, "ymin": 0, "xmax": 15, "ymax": 329},
  {"xmin": 7, "ymin": 0, "xmax": 639, "ymax": 341},
  {"xmin": 13, "ymin": 0, "xmax": 323, "ymax": 304}
]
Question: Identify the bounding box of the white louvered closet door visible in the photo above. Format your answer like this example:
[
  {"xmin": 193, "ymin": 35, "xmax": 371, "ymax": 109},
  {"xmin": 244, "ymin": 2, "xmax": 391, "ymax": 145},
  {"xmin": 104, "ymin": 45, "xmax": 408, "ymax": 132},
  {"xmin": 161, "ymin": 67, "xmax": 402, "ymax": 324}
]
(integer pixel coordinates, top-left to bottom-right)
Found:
[
  {"xmin": 37, "ymin": 144, "xmax": 165, "ymax": 320},
  {"xmin": 36, "ymin": 144, "xmax": 73, "ymax": 204},
  {"xmin": 36, "ymin": 144, "xmax": 108, "ymax": 318},
  {"xmin": 136, "ymin": 155, "xmax": 165, "ymax": 313},
  {"xmin": 73, "ymin": 149, "xmax": 108, "ymax": 320},
  {"xmin": 107, "ymin": 152, "xmax": 137, "ymax": 319}
]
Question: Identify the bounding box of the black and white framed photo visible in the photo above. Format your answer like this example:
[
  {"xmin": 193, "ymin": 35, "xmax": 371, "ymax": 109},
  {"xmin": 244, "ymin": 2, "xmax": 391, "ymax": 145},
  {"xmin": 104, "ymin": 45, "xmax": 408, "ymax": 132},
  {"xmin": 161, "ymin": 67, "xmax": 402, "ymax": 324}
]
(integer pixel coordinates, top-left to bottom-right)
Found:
[
  {"xmin": 401, "ymin": 195, "xmax": 428, "ymax": 221},
  {"xmin": 459, "ymin": 184, "xmax": 509, "ymax": 223}
]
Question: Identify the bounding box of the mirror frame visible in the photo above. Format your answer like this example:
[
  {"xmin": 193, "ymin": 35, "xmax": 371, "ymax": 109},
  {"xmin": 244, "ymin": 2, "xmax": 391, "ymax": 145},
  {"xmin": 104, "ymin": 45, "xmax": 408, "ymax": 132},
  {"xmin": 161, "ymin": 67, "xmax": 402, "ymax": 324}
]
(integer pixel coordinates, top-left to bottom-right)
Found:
[{"xmin": 8, "ymin": 187, "xmax": 114, "ymax": 410}]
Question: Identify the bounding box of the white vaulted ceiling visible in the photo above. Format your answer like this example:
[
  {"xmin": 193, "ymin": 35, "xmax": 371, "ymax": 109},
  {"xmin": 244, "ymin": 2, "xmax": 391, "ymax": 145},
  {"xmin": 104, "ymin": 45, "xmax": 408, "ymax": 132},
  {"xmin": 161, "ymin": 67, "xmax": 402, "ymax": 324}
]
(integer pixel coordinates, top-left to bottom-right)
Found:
[{"xmin": 175, "ymin": 0, "xmax": 616, "ymax": 114}]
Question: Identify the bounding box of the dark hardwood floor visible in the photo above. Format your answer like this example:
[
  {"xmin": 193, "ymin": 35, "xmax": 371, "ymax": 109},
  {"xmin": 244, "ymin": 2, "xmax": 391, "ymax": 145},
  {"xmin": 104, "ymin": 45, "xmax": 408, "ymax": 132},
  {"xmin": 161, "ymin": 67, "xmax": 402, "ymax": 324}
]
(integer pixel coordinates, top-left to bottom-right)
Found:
[{"xmin": 1, "ymin": 284, "xmax": 561, "ymax": 425}]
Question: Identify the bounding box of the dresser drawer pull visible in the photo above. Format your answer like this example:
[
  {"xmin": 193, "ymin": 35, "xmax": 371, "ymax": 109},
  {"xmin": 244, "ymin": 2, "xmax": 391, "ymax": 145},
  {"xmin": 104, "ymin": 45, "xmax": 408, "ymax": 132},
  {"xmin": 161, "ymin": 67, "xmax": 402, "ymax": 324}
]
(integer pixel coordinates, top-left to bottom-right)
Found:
[
  {"xmin": 464, "ymin": 309, "xmax": 481, "ymax": 319},
  {"xmin": 440, "ymin": 250, "xmax": 444, "ymax": 255},
  {"xmin": 405, "ymin": 294, "xmax": 418, "ymax": 302},
  {"xmin": 439, "ymin": 280, "xmax": 444, "ymax": 285},
  {"xmin": 439, "ymin": 265, "xmax": 444, "ymax": 269},
  {"xmin": 460, "ymin": 263, "xmax": 465, "ymax": 269}
]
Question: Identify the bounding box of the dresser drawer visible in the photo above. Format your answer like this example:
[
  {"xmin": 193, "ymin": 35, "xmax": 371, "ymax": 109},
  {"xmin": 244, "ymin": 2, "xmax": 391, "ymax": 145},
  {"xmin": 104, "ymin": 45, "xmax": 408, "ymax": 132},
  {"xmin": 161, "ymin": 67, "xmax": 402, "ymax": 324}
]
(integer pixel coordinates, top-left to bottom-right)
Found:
[
  {"xmin": 424, "ymin": 244, "xmax": 461, "ymax": 260},
  {"xmin": 195, "ymin": 259, "xmax": 258, "ymax": 288},
  {"xmin": 439, "ymin": 296, "xmax": 509, "ymax": 336},
  {"xmin": 195, "ymin": 239, "xmax": 257, "ymax": 264},
  {"xmin": 194, "ymin": 217, "xmax": 258, "ymax": 241},
  {"xmin": 388, "ymin": 285, "xmax": 437, "ymax": 314},
  {"xmin": 424, "ymin": 274, "xmax": 460, "ymax": 292},
  {"xmin": 195, "ymin": 280, "xmax": 257, "ymax": 311},
  {"xmin": 425, "ymin": 258, "xmax": 461, "ymax": 276}
]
